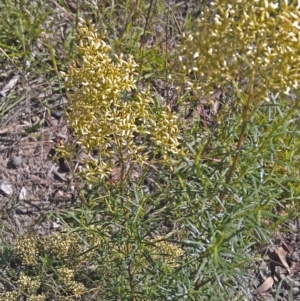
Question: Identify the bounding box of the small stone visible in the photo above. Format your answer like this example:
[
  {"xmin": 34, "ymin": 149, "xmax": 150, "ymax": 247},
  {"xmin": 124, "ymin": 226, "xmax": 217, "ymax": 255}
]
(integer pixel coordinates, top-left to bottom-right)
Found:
[
  {"xmin": 11, "ymin": 156, "xmax": 22, "ymax": 167},
  {"xmin": 19, "ymin": 187, "xmax": 28, "ymax": 201},
  {"xmin": 31, "ymin": 115, "xmax": 40, "ymax": 123},
  {"xmin": 0, "ymin": 182, "xmax": 13, "ymax": 195},
  {"xmin": 51, "ymin": 109, "xmax": 62, "ymax": 119},
  {"xmin": 50, "ymin": 117, "xmax": 58, "ymax": 126},
  {"xmin": 16, "ymin": 208, "xmax": 25, "ymax": 215}
]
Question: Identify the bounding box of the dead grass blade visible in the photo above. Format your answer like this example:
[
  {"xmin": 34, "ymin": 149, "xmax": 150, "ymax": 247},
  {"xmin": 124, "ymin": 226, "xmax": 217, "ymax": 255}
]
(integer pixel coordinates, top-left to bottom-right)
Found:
[
  {"xmin": 253, "ymin": 276, "xmax": 274, "ymax": 295},
  {"xmin": 275, "ymin": 247, "xmax": 290, "ymax": 274}
]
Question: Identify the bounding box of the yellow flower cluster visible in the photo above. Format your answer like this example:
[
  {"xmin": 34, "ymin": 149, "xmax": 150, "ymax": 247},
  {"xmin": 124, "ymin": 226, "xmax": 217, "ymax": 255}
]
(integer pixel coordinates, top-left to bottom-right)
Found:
[
  {"xmin": 15, "ymin": 231, "xmax": 98, "ymax": 267},
  {"xmin": 66, "ymin": 22, "xmax": 181, "ymax": 181},
  {"xmin": 0, "ymin": 291, "xmax": 19, "ymax": 301},
  {"xmin": 58, "ymin": 266, "xmax": 86, "ymax": 297},
  {"xmin": 178, "ymin": 0, "xmax": 300, "ymax": 100},
  {"xmin": 40, "ymin": 232, "xmax": 81, "ymax": 263},
  {"xmin": 107, "ymin": 235, "xmax": 183, "ymax": 269},
  {"xmin": 38, "ymin": 232, "xmax": 98, "ymax": 268},
  {"xmin": 0, "ymin": 273, "xmax": 45, "ymax": 301},
  {"xmin": 149, "ymin": 106, "xmax": 180, "ymax": 161},
  {"xmin": 2, "ymin": 231, "xmax": 98, "ymax": 300},
  {"xmin": 15, "ymin": 235, "xmax": 38, "ymax": 266},
  {"xmin": 150, "ymin": 235, "xmax": 183, "ymax": 267},
  {"xmin": 17, "ymin": 273, "xmax": 41, "ymax": 296}
]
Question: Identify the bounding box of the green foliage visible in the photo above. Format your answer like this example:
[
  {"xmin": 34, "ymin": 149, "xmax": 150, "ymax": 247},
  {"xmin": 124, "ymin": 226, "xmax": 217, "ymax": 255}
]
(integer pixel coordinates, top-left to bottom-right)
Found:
[
  {"xmin": 0, "ymin": 0, "xmax": 49, "ymax": 58},
  {"xmin": 168, "ymin": 94, "xmax": 300, "ymax": 300}
]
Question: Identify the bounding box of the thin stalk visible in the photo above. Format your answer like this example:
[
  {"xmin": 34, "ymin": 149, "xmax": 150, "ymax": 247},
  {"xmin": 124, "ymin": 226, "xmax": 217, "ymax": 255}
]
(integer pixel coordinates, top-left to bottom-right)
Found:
[
  {"xmin": 165, "ymin": 0, "xmax": 170, "ymax": 104},
  {"xmin": 127, "ymin": 260, "xmax": 136, "ymax": 301},
  {"xmin": 137, "ymin": 0, "xmax": 155, "ymax": 83},
  {"xmin": 219, "ymin": 69, "xmax": 256, "ymax": 204},
  {"xmin": 139, "ymin": 0, "xmax": 154, "ymax": 49}
]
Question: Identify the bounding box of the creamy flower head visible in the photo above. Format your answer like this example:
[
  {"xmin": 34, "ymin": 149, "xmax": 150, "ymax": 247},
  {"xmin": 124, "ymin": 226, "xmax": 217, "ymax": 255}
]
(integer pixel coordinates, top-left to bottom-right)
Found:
[{"xmin": 178, "ymin": 0, "xmax": 300, "ymax": 100}]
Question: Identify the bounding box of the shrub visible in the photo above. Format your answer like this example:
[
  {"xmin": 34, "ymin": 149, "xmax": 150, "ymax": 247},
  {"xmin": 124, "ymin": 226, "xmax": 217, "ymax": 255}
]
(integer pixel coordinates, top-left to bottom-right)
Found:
[{"xmin": 3, "ymin": 1, "xmax": 300, "ymax": 300}]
